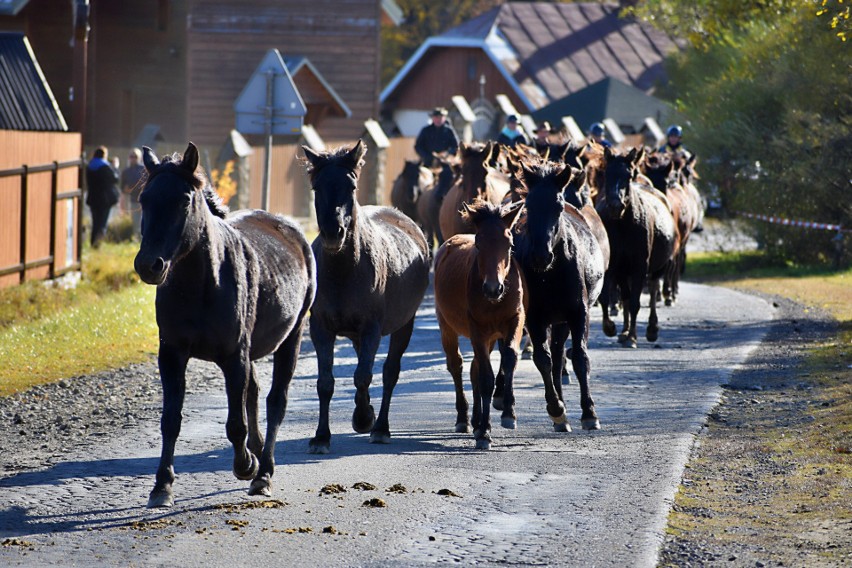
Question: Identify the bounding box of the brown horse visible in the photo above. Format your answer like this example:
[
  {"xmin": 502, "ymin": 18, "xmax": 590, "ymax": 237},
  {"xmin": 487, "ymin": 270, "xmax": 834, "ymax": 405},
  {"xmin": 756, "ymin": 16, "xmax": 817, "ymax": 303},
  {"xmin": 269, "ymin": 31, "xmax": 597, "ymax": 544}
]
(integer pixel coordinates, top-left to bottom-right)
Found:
[
  {"xmin": 434, "ymin": 199, "xmax": 526, "ymax": 449},
  {"xmin": 416, "ymin": 152, "xmax": 460, "ymax": 253},
  {"xmin": 439, "ymin": 142, "xmax": 510, "ymax": 239}
]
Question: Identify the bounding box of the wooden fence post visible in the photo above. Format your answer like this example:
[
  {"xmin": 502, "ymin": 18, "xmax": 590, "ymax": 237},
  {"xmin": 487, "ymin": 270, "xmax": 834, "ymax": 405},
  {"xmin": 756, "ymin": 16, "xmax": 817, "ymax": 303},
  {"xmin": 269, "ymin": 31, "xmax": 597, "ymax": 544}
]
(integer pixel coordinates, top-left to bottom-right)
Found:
[
  {"xmin": 49, "ymin": 161, "xmax": 59, "ymax": 280},
  {"xmin": 19, "ymin": 165, "xmax": 29, "ymax": 284}
]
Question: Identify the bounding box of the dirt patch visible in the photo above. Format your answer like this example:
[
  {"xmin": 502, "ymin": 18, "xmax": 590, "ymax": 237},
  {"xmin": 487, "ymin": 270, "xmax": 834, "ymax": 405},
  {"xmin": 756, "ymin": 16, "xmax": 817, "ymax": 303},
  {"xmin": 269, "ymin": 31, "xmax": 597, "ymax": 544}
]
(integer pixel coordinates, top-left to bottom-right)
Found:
[{"xmin": 658, "ymin": 292, "xmax": 851, "ymax": 567}]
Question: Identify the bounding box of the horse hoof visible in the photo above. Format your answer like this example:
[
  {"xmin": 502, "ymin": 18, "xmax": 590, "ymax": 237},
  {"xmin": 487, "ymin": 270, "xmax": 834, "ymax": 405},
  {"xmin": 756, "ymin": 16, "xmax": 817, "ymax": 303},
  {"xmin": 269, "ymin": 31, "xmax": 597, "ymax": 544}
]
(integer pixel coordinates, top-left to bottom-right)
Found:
[
  {"xmin": 147, "ymin": 489, "xmax": 174, "ymax": 509},
  {"xmin": 352, "ymin": 406, "xmax": 376, "ymax": 434},
  {"xmin": 248, "ymin": 476, "xmax": 272, "ymax": 496},
  {"xmin": 492, "ymin": 398, "xmax": 504, "ymax": 411},
  {"xmin": 617, "ymin": 333, "xmax": 629, "ymax": 344},
  {"xmin": 646, "ymin": 328, "xmax": 659, "ymax": 342},
  {"xmin": 233, "ymin": 452, "xmax": 260, "ymax": 481},
  {"xmin": 603, "ymin": 322, "xmax": 617, "ymax": 337},
  {"xmin": 501, "ymin": 416, "xmax": 517, "ymax": 430},
  {"xmin": 369, "ymin": 431, "xmax": 391, "ymax": 444},
  {"xmin": 475, "ymin": 438, "xmax": 492, "ymax": 450},
  {"xmin": 664, "ymin": 298, "xmax": 673, "ymax": 307},
  {"xmin": 552, "ymin": 422, "xmax": 572, "ymax": 433},
  {"xmin": 455, "ymin": 422, "xmax": 471, "ymax": 434},
  {"xmin": 582, "ymin": 418, "xmax": 601, "ymax": 430},
  {"xmin": 308, "ymin": 438, "xmax": 331, "ymax": 455},
  {"xmin": 620, "ymin": 338, "xmax": 638, "ymax": 349}
]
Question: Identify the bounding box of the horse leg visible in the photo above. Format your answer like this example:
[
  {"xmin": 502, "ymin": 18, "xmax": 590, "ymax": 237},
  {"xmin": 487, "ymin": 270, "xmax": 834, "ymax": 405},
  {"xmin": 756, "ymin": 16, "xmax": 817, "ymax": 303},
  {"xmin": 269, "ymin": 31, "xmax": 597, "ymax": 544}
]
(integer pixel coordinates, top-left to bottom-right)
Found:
[
  {"xmin": 620, "ymin": 276, "xmax": 640, "ymax": 348},
  {"xmin": 549, "ymin": 323, "xmax": 570, "ymax": 402},
  {"xmin": 353, "ymin": 324, "xmax": 382, "ymax": 436},
  {"xmin": 569, "ymin": 308, "xmax": 600, "ymax": 430},
  {"xmin": 663, "ymin": 259, "xmax": 675, "ymax": 306},
  {"xmin": 221, "ymin": 347, "xmax": 259, "ymax": 482},
  {"xmin": 498, "ymin": 323, "xmax": 523, "ymax": 430},
  {"xmin": 600, "ymin": 273, "xmax": 617, "ymax": 337},
  {"xmin": 470, "ymin": 336, "xmax": 496, "ymax": 450},
  {"xmin": 147, "ymin": 344, "xmax": 189, "ymax": 508},
  {"xmin": 371, "ymin": 317, "xmax": 414, "ymax": 443},
  {"xmin": 246, "ymin": 363, "xmax": 264, "ymax": 459},
  {"xmin": 492, "ymin": 338, "xmax": 505, "ymax": 412},
  {"xmin": 309, "ymin": 322, "xmax": 336, "ymax": 454},
  {"xmin": 528, "ymin": 323, "xmax": 569, "ymax": 432},
  {"xmin": 439, "ymin": 314, "xmax": 469, "ymax": 433},
  {"xmin": 249, "ymin": 319, "xmax": 304, "ymax": 496},
  {"xmin": 647, "ymin": 275, "xmax": 661, "ymax": 342}
]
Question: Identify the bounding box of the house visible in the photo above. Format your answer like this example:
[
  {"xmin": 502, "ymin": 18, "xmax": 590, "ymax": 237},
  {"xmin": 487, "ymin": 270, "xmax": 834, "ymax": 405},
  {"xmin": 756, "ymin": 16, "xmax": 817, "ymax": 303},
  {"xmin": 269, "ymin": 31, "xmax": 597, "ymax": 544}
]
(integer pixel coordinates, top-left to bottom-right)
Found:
[
  {"xmin": 0, "ymin": 0, "xmax": 399, "ymax": 149},
  {"xmin": 0, "ymin": 32, "xmax": 81, "ymax": 288},
  {"xmin": 380, "ymin": 1, "xmax": 679, "ymax": 136}
]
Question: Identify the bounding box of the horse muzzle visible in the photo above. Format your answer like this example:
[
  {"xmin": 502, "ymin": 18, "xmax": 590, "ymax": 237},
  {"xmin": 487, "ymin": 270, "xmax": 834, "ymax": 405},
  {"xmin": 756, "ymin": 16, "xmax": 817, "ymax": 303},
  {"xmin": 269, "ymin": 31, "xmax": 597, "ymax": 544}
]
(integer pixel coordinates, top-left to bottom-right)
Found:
[
  {"xmin": 134, "ymin": 253, "xmax": 170, "ymax": 286},
  {"xmin": 318, "ymin": 226, "xmax": 346, "ymax": 253},
  {"xmin": 482, "ymin": 280, "xmax": 505, "ymax": 303}
]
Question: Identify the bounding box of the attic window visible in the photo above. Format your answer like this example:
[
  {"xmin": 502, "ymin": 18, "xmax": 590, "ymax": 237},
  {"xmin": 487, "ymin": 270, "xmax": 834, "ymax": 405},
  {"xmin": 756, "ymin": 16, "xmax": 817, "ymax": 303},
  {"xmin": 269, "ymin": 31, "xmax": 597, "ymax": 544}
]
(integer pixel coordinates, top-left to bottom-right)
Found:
[{"xmin": 157, "ymin": 0, "xmax": 169, "ymax": 31}]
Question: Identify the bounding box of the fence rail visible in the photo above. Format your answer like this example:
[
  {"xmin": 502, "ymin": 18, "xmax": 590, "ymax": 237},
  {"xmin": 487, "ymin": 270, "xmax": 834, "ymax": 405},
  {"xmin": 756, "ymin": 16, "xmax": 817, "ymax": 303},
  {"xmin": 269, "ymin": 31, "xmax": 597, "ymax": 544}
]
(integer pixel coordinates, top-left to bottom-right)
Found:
[{"xmin": 0, "ymin": 158, "xmax": 84, "ymax": 285}]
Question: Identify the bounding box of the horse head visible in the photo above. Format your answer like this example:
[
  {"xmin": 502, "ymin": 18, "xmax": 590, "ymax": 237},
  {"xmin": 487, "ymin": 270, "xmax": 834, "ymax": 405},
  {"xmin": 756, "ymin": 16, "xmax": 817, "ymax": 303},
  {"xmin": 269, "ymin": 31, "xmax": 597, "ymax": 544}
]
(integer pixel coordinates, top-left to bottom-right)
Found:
[
  {"xmin": 398, "ymin": 159, "xmax": 424, "ymax": 202},
  {"xmin": 459, "ymin": 141, "xmax": 496, "ymax": 201},
  {"xmin": 304, "ymin": 140, "xmax": 366, "ymax": 253},
  {"xmin": 134, "ymin": 142, "xmax": 224, "ymax": 286},
  {"xmin": 562, "ymin": 168, "xmax": 591, "ymax": 210},
  {"xmin": 602, "ymin": 146, "xmax": 644, "ymax": 219},
  {"xmin": 517, "ymin": 161, "xmax": 575, "ymax": 272},
  {"xmin": 642, "ymin": 152, "xmax": 676, "ymax": 192},
  {"xmin": 461, "ymin": 199, "xmax": 524, "ymax": 302}
]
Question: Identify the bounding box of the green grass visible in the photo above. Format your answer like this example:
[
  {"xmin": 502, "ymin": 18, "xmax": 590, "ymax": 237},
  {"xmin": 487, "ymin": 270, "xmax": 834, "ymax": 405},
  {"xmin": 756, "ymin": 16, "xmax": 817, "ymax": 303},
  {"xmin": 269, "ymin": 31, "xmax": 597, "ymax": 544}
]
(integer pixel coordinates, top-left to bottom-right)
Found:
[{"xmin": 0, "ymin": 242, "xmax": 159, "ymax": 396}]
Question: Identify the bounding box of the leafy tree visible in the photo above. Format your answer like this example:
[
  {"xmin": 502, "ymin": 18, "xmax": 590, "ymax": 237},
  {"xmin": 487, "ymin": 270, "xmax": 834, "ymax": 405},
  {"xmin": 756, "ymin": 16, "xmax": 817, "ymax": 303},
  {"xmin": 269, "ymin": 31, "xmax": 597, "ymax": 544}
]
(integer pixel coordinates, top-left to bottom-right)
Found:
[{"xmin": 631, "ymin": 0, "xmax": 851, "ymax": 265}]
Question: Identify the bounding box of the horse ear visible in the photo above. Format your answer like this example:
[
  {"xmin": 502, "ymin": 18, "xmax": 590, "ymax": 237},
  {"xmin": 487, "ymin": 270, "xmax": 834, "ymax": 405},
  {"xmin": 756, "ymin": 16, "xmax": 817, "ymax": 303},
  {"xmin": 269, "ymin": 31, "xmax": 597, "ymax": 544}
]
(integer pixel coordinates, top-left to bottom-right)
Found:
[
  {"xmin": 182, "ymin": 142, "xmax": 199, "ymax": 174},
  {"xmin": 603, "ymin": 144, "xmax": 614, "ymax": 162},
  {"xmin": 459, "ymin": 201, "xmax": 474, "ymax": 223},
  {"xmin": 302, "ymin": 145, "xmax": 323, "ymax": 167},
  {"xmin": 142, "ymin": 146, "xmax": 160, "ymax": 172},
  {"xmin": 554, "ymin": 164, "xmax": 574, "ymax": 192},
  {"xmin": 501, "ymin": 200, "xmax": 525, "ymax": 229},
  {"xmin": 347, "ymin": 139, "xmax": 367, "ymax": 171},
  {"xmin": 541, "ymin": 146, "xmax": 550, "ymax": 161}
]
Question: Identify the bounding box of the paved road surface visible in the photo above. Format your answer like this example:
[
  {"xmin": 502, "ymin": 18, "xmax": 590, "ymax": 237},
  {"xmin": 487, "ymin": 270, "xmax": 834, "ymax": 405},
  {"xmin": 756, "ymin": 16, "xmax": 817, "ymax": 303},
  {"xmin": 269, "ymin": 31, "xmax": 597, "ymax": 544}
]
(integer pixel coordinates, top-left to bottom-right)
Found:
[{"xmin": 0, "ymin": 282, "xmax": 772, "ymax": 567}]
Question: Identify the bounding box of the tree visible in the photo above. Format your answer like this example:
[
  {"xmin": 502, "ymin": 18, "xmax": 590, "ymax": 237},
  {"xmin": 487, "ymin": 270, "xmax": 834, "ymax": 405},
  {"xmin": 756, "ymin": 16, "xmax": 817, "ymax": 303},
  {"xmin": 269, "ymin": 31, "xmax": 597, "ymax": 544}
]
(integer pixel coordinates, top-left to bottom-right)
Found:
[{"xmin": 630, "ymin": 0, "xmax": 851, "ymax": 265}]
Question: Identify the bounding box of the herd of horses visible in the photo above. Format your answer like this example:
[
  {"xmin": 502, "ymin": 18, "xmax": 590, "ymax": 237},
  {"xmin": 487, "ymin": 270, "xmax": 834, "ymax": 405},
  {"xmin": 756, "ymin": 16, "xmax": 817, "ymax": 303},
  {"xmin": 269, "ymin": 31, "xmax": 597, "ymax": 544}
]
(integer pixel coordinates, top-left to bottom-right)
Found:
[{"xmin": 132, "ymin": 136, "xmax": 704, "ymax": 507}]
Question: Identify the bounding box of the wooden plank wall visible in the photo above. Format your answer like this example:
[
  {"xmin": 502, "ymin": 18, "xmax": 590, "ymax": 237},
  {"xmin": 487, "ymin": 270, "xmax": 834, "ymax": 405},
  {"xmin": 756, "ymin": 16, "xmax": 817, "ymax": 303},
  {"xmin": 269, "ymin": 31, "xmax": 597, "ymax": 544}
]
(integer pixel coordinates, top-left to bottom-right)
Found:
[
  {"xmin": 0, "ymin": 131, "xmax": 83, "ymax": 288},
  {"xmin": 186, "ymin": 0, "xmax": 382, "ymax": 146}
]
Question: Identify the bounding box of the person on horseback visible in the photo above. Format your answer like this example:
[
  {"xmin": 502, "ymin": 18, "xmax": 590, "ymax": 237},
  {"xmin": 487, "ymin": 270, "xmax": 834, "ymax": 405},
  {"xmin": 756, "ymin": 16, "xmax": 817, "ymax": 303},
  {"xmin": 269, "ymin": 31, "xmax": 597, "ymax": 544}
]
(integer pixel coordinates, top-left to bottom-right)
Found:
[
  {"xmin": 659, "ymin": 125, "xmax": 692, "ymax": 160},
  {"xmin": 588, "ymin": 122, "xmax": 612, "ymax": 148},
  {"xmin": 415, "ymin": 107, "xmax": 460, "ymax": 167}
]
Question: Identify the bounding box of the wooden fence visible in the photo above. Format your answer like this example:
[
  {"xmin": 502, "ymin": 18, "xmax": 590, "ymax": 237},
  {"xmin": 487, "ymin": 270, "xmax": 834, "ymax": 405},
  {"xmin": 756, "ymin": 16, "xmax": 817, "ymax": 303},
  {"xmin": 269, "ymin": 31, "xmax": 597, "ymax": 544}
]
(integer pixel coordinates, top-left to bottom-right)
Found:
[{"xmin": 0, "ymin": 132, "xmax": 83, "ymax": 289}]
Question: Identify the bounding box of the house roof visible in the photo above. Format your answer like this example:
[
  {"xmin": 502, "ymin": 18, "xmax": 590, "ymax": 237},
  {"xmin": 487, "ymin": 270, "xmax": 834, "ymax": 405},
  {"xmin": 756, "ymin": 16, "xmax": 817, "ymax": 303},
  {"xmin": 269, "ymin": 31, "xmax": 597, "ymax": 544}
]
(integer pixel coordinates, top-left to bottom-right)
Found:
[
  {"xmin": 380, "ymin": 2, "xmax": 679, "ymax": 111},
  {"xmin": 0, "ymin": 32, "xmax": 67, "ymax": 131},
  {"xmin": 284, "ymin": 56, "xmax": 352, "ymax": 118},
  {"xmin": 532, "ymin": 76, "xmax": 673, "ymax": 134}
]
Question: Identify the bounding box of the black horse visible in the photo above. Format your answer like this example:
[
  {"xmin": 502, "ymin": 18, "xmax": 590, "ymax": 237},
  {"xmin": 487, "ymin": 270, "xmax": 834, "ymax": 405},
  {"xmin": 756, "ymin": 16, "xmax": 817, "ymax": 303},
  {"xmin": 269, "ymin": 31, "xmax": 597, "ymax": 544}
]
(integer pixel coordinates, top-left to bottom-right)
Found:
[
  {"xmin": 134, "ymin": 143, "xmax": 316, "ymax": 508},
  {"xmin": 596, "ymin": 147, "xmax": 677, "ymax": 348},
  {"xmin": 303, "ymin": 140, "xmax": 430, "ymax": 454},
  {"xmin": 390, "ymin": 159, "xmax": 431, "ymax": 225},
  {"xmin": 514, "ymin": 161, "xmax": 606, "ymax": 431}
]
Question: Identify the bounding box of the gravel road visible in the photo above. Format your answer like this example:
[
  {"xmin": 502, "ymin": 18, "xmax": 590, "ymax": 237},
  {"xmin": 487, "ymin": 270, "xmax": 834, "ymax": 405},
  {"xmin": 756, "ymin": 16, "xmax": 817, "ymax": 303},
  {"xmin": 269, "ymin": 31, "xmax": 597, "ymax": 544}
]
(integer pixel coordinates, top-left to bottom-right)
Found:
[{"xmin": 0, "ymin": 281, "xmax": 773, "ymax": 567}]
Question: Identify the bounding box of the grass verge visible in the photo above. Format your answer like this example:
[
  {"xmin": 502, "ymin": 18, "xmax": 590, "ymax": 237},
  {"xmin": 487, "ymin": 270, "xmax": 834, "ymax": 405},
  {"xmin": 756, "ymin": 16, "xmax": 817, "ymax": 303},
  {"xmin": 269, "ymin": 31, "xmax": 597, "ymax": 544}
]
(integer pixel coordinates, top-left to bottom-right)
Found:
[
  {"xmin": 662, "ymin": 252, "xmax": 851, "ymax": 566},
  {"xmin": 0, "ymin": 242, "xmax": 158, "ymax": 396}
]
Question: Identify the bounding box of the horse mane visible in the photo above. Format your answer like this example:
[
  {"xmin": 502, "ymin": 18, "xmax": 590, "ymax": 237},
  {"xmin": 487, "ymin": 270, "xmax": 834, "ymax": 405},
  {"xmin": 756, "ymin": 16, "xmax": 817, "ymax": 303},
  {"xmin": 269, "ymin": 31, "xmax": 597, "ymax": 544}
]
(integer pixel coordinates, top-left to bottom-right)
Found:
[
  {"xmin": 460, "ymin": 198, "xmax": 502, "ymax": 226},
  {"xmin": 149, "ymin": 153, "xmax": 229, "ymax": 219}
]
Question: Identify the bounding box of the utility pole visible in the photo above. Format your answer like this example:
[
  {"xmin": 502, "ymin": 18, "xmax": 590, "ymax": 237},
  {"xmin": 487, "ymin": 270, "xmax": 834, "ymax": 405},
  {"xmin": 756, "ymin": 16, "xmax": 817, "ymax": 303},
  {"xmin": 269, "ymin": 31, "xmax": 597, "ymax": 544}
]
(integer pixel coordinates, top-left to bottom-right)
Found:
[{"xmin": 70, "ymin": 0, "xmax": 90, "ymax": 145}]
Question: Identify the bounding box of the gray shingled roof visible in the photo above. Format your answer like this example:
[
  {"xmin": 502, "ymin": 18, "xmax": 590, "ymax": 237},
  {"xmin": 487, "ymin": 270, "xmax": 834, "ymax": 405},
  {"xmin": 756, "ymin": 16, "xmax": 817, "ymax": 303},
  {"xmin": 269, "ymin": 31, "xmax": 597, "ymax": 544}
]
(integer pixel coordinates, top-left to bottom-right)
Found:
[
  {"xmin": 381, "ymin": 1, "xmax": 679, "ymax": 111},
  {"xmin": 531, "ymin": 76, "xmax": 673, "ymax": 134},
  {"xmin": 0, "ymin": 32, "xmax": 67, "ymax": 131}
]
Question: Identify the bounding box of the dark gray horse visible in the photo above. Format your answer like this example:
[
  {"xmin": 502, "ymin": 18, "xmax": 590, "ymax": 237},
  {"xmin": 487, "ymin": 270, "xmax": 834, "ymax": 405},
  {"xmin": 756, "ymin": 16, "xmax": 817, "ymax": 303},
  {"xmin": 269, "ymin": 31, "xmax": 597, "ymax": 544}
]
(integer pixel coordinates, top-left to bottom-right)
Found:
[
  {"xmin": 134, "ymin": 143, "xmax": 316, "ymax": 507},
  {"xmin": 303, "ymin": 140, "xmax": 430, "ymax": 454},
  {"xmin": 514, "ymin": 161, "xmax": 606, "ymax": 432}
]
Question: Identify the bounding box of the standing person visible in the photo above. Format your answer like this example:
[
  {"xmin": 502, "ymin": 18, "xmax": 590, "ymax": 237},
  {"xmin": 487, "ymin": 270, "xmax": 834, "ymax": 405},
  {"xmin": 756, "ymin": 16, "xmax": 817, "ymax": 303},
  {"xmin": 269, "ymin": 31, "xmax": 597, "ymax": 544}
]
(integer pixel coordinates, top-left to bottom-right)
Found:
[
  {"xmin": 588, "ymin": 122, "xmax": 612, "ymax": 148},
  {"xmin": 85, "ymin": 146, "xmax": 120, "ymax": 248},
  {"xmin": 496, "ymin": 114, "xmax": 529, "ymax": 148},
  {"xmin": 659, "ymin": 125, "xmax": 692, "ymax": 159},
  {"xmin": 415, "ymin": 107, "xmax": 460, "ymax": 167},
  {"xmin": 121, "ymin": 148, "xmax": 146, "ymax": 239}
]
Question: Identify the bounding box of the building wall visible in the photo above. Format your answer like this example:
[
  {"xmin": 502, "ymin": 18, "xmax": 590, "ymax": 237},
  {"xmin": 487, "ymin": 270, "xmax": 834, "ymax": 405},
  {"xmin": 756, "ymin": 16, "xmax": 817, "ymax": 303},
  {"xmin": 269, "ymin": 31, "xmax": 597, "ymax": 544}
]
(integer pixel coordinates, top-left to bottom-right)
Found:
[
  {"xmin": 186, "ymin": 0, "xmax": 382, "ymax": 147},
  {"xmin": 383, "ymin": 47, "xmax": 528, "ymax": 115}
]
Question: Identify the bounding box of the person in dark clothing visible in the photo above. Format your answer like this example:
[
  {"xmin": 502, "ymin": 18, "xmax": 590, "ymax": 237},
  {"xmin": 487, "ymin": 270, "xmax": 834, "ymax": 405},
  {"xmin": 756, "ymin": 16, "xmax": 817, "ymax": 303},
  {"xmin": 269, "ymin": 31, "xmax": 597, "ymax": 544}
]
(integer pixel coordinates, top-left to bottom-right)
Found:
[
  {"xmin": 85, "ymin": 146, "xmax": 120, "ymax": 248},
  {"xmin": 415, "ymin": 107, "xmax": 460, "ymax": 167},
  {"xmin": 496, "ymin": 114, "xmax": 529, "ymax": 148},
  {"xmin": 121, "ymin": 147, "xmax": 146, "ymax": 239},
  {"xmin": 533, "ymin": 121, "xmax": 564, "ymax": 158},
  {"xmin": 588, "ymin": 122, "xmax": 612, "ymax": 148}
]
